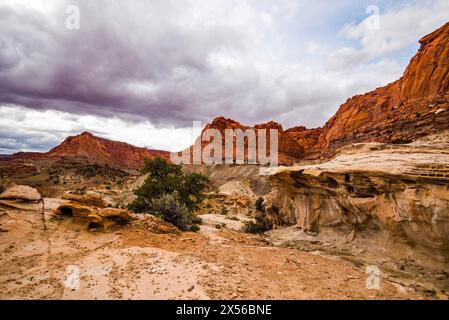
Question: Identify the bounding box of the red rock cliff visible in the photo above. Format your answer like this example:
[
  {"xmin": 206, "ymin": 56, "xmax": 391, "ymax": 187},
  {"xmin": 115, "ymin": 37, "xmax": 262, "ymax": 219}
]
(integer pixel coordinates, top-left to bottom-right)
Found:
[
  {"xmin": 316, "ymin": 22, "xmax": 449, "ymax": 155},
  {"xmin": 184, "ymin": 116, "xmax": 305, "ymax": 165}
]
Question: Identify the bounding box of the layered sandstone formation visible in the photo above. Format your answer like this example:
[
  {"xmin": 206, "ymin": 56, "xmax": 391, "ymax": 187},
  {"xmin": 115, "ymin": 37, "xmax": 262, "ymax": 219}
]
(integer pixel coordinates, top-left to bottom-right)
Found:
[
  {"xmin": 0, "ymin": 185, "xmax": 42, "ymax": 211},
  {"xmin": 5, "ymin": 132, "xmax": 170, "ymax": 169},
  {"xmin": 265, "ymin": 138, "xmax": 449, "ymax": 265},
  {"xmin": 194, "ymin": 23, "xmax": 449, "ymax": 162},
  {"xmin": 183, "ymin": 116, "xmax": 305, "ymax": 165},
  {"xmin": 55, "ymin": 202, "xmax": 133, "ymax": 232},
  {"xmin": 284, "ymin": 126, "xmax": 322, "ymax": 159},
  {"xmin": 316, "ymin": 22, "xmax": 449, "ymax": 156}
]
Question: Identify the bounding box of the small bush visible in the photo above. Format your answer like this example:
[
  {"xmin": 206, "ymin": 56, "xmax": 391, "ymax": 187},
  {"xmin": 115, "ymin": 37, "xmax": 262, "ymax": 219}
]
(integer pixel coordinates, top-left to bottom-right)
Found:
[
  {"xmin": 128, "ymin": 157, "xmax": 209, "ymax": 213},
  {"xmin": 192, "ymin": 215, "xmax": 203, "ymax": 225},
  {"xmin": 221, "ymin": 207, "xmax": 228, "ymax": 215},
  {"xmin": 128, "ymin": 157, "xmax": 209, "ymax": 232},
  {"xmin": 150, "ymin": 194, "xmax": 194, "ymax": 231},
  {"xmin": 255, "ymin": 197, "xmax": 265, "ymax": 212},
  {"xmin": 189, "ymin": 224, "xmax": 200, "ymax": 232},
  {"xmin": 243, "ymin": 211, "xmax": 273, "ymax": 234},
  {"xmin": 105, "ymin": 184, "xmax": 112, "ymax": 190}
]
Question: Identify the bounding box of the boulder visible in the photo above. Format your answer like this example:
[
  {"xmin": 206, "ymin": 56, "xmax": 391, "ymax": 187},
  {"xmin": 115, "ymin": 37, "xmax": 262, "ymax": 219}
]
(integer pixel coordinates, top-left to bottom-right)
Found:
[
  {"xmin": 61, "ymin": 192, "xmax": 108, "ymax": 208},
  {"xmin": 55, "ymin": 202, "xmax": 134, "ymax": 232},
  {"xmin": 0, "ymin": 185, "xmax": 41, "ymax": 201}
]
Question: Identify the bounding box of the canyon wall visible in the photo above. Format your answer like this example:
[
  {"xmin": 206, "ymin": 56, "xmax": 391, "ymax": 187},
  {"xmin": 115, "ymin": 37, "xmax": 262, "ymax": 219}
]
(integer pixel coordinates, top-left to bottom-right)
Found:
[
  {"xmin": 197, "ymin": 23, "xmax": 449, "ymax": 162},
  {"xmin": 316, "ymin": 22, "xmax": 449, "ymax": 157},
  {"xmin": 265, "ymin": 141, "xmax": 449, "ymax": 265}
]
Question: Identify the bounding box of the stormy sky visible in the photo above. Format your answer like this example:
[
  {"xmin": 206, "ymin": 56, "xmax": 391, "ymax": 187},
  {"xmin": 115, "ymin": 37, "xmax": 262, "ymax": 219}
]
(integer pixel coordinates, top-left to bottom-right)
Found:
[{"xmin": 1, "ymin": 0, "xmax": 449, "ymax": 153}]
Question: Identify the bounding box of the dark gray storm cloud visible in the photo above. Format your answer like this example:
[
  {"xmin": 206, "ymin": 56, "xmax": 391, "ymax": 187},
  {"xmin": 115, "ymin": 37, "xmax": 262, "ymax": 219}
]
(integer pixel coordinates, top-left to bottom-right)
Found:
[
  {"xmin": 1, "ymin": 0, "xmax": 287, "ymax": 126},
  {"xmin": 0, "ymin": 0, "xmax": 402, "ymax": 130},
  {"xmin": 1, "ymin": 0, "xmax": 446, "ymax": 140}
]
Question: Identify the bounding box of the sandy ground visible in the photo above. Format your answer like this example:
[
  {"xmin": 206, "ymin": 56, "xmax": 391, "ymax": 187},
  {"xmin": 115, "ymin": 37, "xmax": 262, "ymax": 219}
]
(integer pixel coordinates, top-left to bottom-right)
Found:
[{"xmin": 0, "ymin": 199, "xmax": 437, "ymax": 300}]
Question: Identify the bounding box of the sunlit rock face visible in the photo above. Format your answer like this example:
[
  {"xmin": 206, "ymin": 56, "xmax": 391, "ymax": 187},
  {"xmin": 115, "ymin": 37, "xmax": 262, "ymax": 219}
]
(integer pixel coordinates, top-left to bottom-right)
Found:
[
  {"xmin": 315, "ymin": 22, "xmax": 449, "ymax": 157},
  {"xmin": 188, "ymin": 23, "xmax": 449, "ymax": 164},
  {"xmin": 265, "ymin": 141, "xmax": 449, "ymax": 264},
  {"xmin": 47, "ymin": 132, "xmax": 170, "ymax": 168}
]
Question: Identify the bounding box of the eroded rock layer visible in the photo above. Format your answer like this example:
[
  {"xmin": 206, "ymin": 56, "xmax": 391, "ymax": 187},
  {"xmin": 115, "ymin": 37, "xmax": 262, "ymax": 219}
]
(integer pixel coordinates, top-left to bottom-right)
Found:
[
  {"xmin": 183, "ymin": 116, "xmax": 306, "ymax": 165},
  {"xmin": 316, "ymin": 22, "xmax": 449, "ymax": 156},
  {"xmin": 265, "ymin": 141, "xmax": 449, "ymax": 266}
]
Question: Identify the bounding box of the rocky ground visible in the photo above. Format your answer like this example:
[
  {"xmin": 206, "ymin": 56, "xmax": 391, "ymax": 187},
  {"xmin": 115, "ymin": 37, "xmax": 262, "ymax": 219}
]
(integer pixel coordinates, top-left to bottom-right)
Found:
[
  {"xmin": 1, "ymin": 141, "xmax": 448, "ymax": 300},
  {"xmin": 0, "ymin": 196, "xmax": 441, "ymax": 300}
]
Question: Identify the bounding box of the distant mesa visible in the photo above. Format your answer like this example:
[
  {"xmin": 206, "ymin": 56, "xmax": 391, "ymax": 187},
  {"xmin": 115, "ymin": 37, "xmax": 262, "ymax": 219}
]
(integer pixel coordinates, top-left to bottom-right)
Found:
[{"xmin": 5, "ymin": 132, "xmax": 170, "ymax": 169}]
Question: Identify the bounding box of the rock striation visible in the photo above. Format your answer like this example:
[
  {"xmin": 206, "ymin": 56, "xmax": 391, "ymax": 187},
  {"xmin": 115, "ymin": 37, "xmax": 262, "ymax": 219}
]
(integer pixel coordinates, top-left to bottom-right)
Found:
[
  {"xmin": 265, "ymin": 138, "xmax": 449, "ymax": 265},
  {"xmin": 55, "ymin": 202, "xmax": 133, "ymax": 232},
  {"xmin": 0, "ymin": 185, "xmax": 41, "ymax": 201},
  {"xmin": 316, "ymin": 22, "xmax": 449, "ymax": 156},
  {"xmin": 184, "ymin": 116, "xmax": 305, "ymax": 165},
  {"xmin": 4, "ymin": 132, "xmax": 170, "ymax": 169}
]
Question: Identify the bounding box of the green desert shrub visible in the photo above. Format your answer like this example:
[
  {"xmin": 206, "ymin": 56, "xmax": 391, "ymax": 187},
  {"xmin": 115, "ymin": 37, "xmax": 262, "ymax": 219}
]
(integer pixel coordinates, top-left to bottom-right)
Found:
[
  {"xmin": 189, "ymin": 224, "xmax": 200, "ymax": 232},
  {"xmin": 150, "ymin": 194, "xmax": 193, "ymax": 231},
  {"xmin": 128, "ymin": 157, "xmax": 209, "ymax": 231},
  {"xmin": 243, "ymin": 211, "xmax": 273, "ymax": 234}
]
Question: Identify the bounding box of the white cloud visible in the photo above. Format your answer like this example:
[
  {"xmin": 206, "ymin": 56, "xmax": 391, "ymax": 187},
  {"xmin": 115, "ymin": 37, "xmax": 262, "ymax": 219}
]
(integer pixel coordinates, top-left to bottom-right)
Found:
[
  {"xmin": 331, "ymin": 0, "xmax": 449, "ymax": 67},
  {"xmin": 0, "ymin": 106, "xmax": 201, "ymax": 153}
]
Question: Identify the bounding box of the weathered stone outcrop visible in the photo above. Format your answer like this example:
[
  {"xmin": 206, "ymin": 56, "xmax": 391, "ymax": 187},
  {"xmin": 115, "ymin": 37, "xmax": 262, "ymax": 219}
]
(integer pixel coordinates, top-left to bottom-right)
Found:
[
  {"xmin": 0, "ymin": 185, "xmax": 41, "ymax": 201},
  {"xmin": 55, "ymin": 202, "xmax": 133, "ymax": 231},
  {"xmin": 316, "ymin": 22, "xmax": 449, "ymax": 156},
  {"xmin": 284, "ymin": 126, "xmax": 322, "ymax": 159},
  {"xmin": 61, "ymin": 192, "xmax": 108, "ymax": 208},
  {"xmin": 0, "ymin": 185, "xmax": 42, "ymax": 210},
  {"xmin": 184, "ymin": 116, "xmax": 305, "ymax": 165},
  {"xmin": 5, "ymin": 132, "xmax": 170, "ymax": 168},
  {"xmin": 265, "ymin": 141, "xmax": 449, "ymax": 264}
]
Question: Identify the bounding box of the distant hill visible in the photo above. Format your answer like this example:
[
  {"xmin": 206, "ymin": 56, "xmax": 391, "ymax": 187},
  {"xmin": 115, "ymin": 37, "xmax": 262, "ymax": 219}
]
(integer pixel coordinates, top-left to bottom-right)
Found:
[{"xmin": 6, "ymin": 132, "xmax": 170, "ymax": 169}]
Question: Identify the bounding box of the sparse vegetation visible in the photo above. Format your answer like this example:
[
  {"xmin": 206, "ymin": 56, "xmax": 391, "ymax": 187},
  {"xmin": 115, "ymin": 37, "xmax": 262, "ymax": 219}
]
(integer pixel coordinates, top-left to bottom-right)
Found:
[
  {"xmin": 149, "ymin": 194, "xmax": 194, "ymax": 232},
  {"xmin": 255, "ymin": 197, "xmax": 265, "ymax": 212},
  {"xmin": 189, "ymin": 224, "xmax": 200, "ymax": 232},
  {"xmin": 128, "ymin": 157, "xmax": 209, "ymax": 231},
  {"xmin": 191, "ymin": 215, "xmax": 203, "ymax": 225},
  {"xmin": 243, "ymin": 211, "xmax": 273, "ymax": 234}
]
